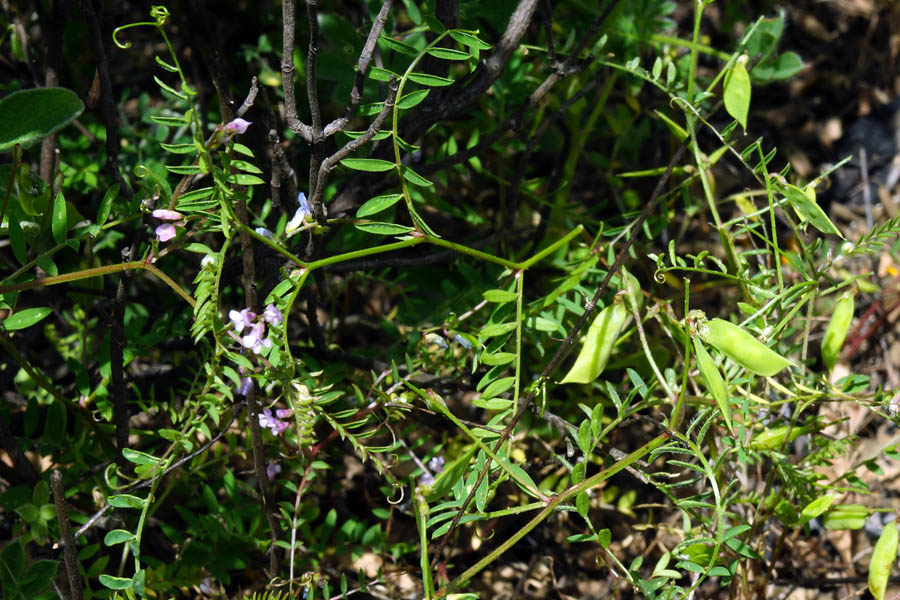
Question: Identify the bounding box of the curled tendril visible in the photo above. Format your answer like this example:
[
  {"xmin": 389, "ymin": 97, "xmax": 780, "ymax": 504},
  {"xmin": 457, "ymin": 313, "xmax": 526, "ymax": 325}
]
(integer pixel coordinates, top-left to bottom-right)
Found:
[
  {"xmin": 386, "ymin": 485, "xmax": 405, "ymax": 506},
  {"xmin": 103, "ymin": 462, "xmax": 119, "ymax": 490},
  {"xmin": 150, "ymin": 5, "xmax": 170, "ymax": 25},
  {"xmin": 654, "ymin": 269, "xmax": 667, "ymax": 284},
  {"xmin": 112, "ymin": 6, "xmax": 169, "ymax": 50}
]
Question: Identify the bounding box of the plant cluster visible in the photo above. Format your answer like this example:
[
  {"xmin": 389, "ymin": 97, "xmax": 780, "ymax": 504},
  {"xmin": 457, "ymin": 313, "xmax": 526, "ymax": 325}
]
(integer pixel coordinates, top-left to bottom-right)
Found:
[{"xmin": 1, "ymin": 1, "xmax": 900, "ymax": 599}]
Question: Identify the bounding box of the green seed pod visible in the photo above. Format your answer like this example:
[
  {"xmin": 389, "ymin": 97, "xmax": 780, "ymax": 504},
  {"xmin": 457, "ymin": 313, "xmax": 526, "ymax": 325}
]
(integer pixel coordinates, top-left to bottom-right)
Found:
[
  {"xmin": 822, "ymin": 290, "xmax": 855, "ymax": 371},
  {"xmin": 702, "ymin": 318, "xmax": 795, "ymax": 376},
  {"xmin": 622, "ymin": 268, "xmax": 643, "ymax": 312},
  {"xmin": 560, "ymin": 297, "xmax": 628, "ymax": 385},
  {"xmin": 799, "ymin": 494, "xmax": 837, "ymax": 525},
  {"xmin": 749, "ymin": 423, "xmax": 814, "ymax": 451},
  {"xmin": 693, "ymin": 338, "xmax": 732, "ymax": 432},
  {"xmin": 823, "ymin": 504, "xmax": 869, "ymax": 531},
  {"xmin": 869, "ymin": 520, "xmax": 899, "ymax": 600}
]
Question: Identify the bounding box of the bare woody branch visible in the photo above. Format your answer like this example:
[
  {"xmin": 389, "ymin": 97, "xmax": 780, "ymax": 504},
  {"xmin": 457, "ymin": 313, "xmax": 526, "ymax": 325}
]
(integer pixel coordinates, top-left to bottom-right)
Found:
[
  {"xmin": 312, "ymin": 77, "xmax": 399, "ymax": 208},
  {"xmin": 324, "ymin": 0, "xmax": 394, "ymax": 137},
  {"xmin": 235, "ymin": 76, "xmax": 259, "ymax": 118},
  {"xmin": 281, "ymin": 0, "xmax": 313, "ymax": 140},
  {"xmin": 305, "ymin": 0, "xmax": 323, "ymax": 137}
]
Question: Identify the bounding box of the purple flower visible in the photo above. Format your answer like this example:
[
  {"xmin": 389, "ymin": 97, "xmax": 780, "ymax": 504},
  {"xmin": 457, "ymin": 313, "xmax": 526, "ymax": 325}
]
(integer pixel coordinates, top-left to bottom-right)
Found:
[
  {"xmin": 242, "ymin": 321, "xmax": 272, "ymax": 354},
  {"xmin": 419, "ymin": 472, "xmax": 435, "ymax": 486},
  {"xmin": 259, "ymin": 408, "xmax": 289, "ymax": 435},
  {"xmin": 238, "ymin": 376, "xmax": 253, "ymax": 396},
  {"xmin": 286, "ymin": 192, "xmax": 311, "ymax": 233},
  {"xmin": 264, "ymin": 303, "xmax": 283, "ymax": 326},
  {"xmin": 228, "ymin": 308, "xmax": 256, "ymax": 333},
  {"xmin": 275, "ymin": 408, "xmax": 293, "ymax": 419},
  {"xmin": 453, "ymin": 334, "xmax": 472, "ymax": 349},
  {"xmin": 224, "ymin": 117, "xmax": 251, "ymax": 134},
  {"xmin": 428, "ymin": 456, "xmax": 445, "ymax": 472},
  {"xmin": 266, "ymin": 461, "xmax": 282, "ymax": 480},
  {"xmin": 155, "ymin": 223, "xmax": 177, "ymax": 242}
]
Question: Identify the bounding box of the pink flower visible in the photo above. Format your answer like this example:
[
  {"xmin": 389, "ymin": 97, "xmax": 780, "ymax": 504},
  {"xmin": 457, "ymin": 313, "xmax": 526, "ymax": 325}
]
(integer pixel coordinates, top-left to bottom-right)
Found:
[
  {"xmin": 155, "ymin": 223, "xmax": 177, "ymax": 242},
  {"xmin": 224, "ymin": 118, "xmax": 251, "ymax": 134},
  {"xmin": 152, "ymin": 209, "xmax": 184, "ymax": 243},
  {"xmin": 228, "ymin": 308, "xmax": 256, "ymax": 333},
  {"xmin": 152, "ymin": 209, "xmax": 184, "ymax": 221},
  {"xmin": 264, "ymin": 304, "xmax": 283, "ymax": 326},
  {"xmin": 242, "ymin": 322, "xmax": 272, "ymax": 354}
]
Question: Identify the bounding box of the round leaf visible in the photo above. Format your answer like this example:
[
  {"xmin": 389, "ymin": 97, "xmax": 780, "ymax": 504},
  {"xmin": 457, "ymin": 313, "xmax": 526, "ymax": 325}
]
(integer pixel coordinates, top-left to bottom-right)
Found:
[{"xmin": 0, "ymin": 87, "xmax": 85, "ymax": 151}]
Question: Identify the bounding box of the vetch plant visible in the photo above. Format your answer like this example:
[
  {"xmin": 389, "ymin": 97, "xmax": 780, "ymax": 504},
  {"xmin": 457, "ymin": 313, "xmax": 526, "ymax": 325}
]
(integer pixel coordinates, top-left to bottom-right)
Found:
[{"xmin": 2, "ymin": 2, "xmax": 900, "ymax": 600}]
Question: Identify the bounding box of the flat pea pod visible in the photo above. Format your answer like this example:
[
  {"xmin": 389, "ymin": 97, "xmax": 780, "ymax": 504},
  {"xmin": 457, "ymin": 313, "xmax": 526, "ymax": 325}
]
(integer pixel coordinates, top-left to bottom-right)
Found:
[
  {"xmin": 822, "ymin": 290, "xmax": 855, "ymax": 371},
  {"xmin": 693, "ymin": 338, "xmax": 732, "ymax": 432},
  {"xmin": 560, "ymin": 297, "xmax": 628, "ymax": 385},
  {"xmin": 749, "ymin": 423, "xmax": 814, "ymax": 451},
  {"xmin": 701, "ymin": 318, "xmax": 795, "ymax": 376},
  {"xmin": 869, "ymin": 520, "xmax": 899, "ymax": 600},
  {"xmin": 622, "ymin": 268, "xmax": 643, "ymax": 312},
  {"xmin": 823, "ymin": 504, "xmax": 869, "ymax": 531}
]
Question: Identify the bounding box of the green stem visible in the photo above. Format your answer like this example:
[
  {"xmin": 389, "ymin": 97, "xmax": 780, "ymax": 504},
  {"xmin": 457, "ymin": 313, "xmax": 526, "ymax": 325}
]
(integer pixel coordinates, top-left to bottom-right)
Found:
[
  {"xmin": 437, "ymin": 432, "xmax": 669, "ymax": 597},
  {"xmin": 513, "ymin": 271, "xmax": 524, "ymax": 414},
  {"xmin": 415, "ymin": 386, "xmax": 547, "ymax": 502},
  {"xmin": 0, "ymin": 260, "xmax": 195, "ymax": 307}
]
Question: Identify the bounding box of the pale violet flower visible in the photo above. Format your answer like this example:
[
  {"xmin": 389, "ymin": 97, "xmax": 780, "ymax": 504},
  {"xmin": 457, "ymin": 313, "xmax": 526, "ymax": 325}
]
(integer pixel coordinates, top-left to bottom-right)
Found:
[
  {"xmin": 266, "ymin": 461, "xmax": 282, "ymax": 480},
  {"xmin": 263, "ymin": 303, "xmax": 283, "ymax": 326},
  {"xmin": 228, "ymin": 308, "xmax": 256, "ymax": 333},
  {"xmin": 453, "ymin": 334, "xmax": 472, "ymax": 349},
  {"xmin": 286, "ymin": 192, "xmax": 311, "ymax": 233},
  {"xmin": 152, "ymin": 209, "xmax": 184, "ymax": 243},
  {"xmin": 198, "ymin": 578, "xmax": 218, "ymax": 596},
  {"xmin": 255, "ymin": 227, "xmax": 274, "ymax": 239},
  {"xmin": 428, "ymin": 456, "xmax": 445, "ymax": 472},
  {"xmin": 259, "ymin": 408, "xmax": 289, "ymax": 435},
  {"xmin": 238, "ymin": 376, "xmax": 253, "ymax": 396},
  {"xmin": 242, "ymin": 322, "xmax": 272, "ymax": 354},
  {"xmin": 426, "ymin": 333, "xmax": 448, "ymax": 350},
  {"xmin": 276, "ymin": 408, "xmax": 293, "ymax": 419},
  {"xmin": 224, "ymin": 117, "xmax": 252, "ymax": 134},
  {"xmin": 420, "ymin": 454, "xmax": 444, "ymax": 486},
  {"xmin": 152, "ymin": 209, "xmax": 183, "ymax": 221},
  {"xmin": 155, "ymin": 223, "xmax": 177, "ymax": 242}
]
